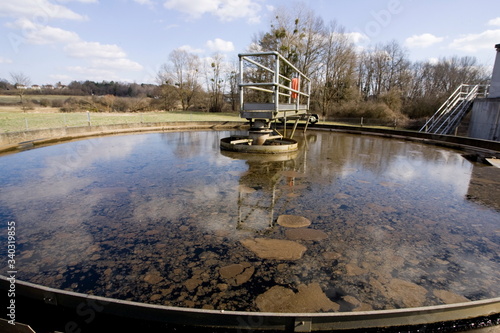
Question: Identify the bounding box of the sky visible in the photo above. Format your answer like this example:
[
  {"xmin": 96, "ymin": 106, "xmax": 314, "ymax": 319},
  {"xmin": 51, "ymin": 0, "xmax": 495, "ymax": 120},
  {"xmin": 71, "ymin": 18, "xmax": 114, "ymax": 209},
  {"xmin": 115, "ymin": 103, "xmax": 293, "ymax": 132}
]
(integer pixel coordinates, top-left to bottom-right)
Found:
[{"xmin": 0, "ymin": 0, "xmax": 499, "ymax": 86}]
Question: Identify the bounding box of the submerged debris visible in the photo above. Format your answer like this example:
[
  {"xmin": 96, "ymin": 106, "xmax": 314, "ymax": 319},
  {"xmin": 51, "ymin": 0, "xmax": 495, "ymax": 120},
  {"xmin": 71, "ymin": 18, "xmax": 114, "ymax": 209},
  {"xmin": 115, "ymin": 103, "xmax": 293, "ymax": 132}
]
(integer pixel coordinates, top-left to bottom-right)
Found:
[
  {"xmin": 277, "ymin": 215, "xmax": 311, "ymax": 228},
  {"xmin": 240, "ymin": 238, "xmax": 307, "ymax": 260},
  {"xmin": 255, "ymin": 283, "xmax": 340, "ymax": 312},
  {"xmin": 285, "ymin": 228, "xmax": 328, "ymax": 241}
]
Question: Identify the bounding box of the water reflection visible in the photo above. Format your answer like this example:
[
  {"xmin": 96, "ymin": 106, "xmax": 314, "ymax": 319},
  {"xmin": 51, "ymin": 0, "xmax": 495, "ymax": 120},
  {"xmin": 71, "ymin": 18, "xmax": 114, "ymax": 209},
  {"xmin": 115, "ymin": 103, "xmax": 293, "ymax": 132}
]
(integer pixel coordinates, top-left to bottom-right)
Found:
[
  {"xmin": 221, "ymin": 151, "xmax": 299, "ymax": 233},
  {"xmin": 0, "ymin": 130, "xmax": 498, "ymax": 312}
]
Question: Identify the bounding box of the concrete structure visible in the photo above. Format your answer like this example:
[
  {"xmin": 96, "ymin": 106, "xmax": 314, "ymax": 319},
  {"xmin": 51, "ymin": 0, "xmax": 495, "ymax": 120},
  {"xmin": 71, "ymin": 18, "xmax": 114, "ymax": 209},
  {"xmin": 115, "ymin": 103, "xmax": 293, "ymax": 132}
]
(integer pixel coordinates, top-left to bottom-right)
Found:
[
  {"xmin": 489, "ymin": 44, "xmax": 500, "ymax": 98},
  {"xmin": 468, "ymin": 98, "xmax": 500, "ymax": 141},
  {"xmin": 468, "ymin": 44, "xmax": 500, "ymax": 141}
]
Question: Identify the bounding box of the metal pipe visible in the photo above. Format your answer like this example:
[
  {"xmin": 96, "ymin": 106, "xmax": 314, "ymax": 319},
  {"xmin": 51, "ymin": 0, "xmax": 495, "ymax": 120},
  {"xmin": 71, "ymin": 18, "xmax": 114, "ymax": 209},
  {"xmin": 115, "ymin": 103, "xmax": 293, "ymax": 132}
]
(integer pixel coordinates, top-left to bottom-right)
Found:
[
  {"xmin": 239, "ymin": 55, "xmax": 244, "ymax": 114},
  {"xmin": 240, "ymin": 56, "xmax": 274, "ymax": 74},
  {"xmin": 274, "ymin": 53, "xmax": 280, "ymax": 113},
  {"xmin": 242, "ymin": 85, "xmax": 275, "ymax": 94}
]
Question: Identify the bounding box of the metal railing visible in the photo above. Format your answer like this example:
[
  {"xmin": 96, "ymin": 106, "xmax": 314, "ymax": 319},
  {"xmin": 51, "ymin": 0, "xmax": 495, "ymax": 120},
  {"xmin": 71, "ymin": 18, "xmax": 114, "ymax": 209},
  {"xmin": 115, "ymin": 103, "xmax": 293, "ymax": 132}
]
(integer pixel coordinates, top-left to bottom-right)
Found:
[
  {"xmin": 420, "ymin": 84, "xmax": 489, "ymax": 135},
  {"xmin": 238, "ymin": 51, "xmax": 311, "ymax": 120}
]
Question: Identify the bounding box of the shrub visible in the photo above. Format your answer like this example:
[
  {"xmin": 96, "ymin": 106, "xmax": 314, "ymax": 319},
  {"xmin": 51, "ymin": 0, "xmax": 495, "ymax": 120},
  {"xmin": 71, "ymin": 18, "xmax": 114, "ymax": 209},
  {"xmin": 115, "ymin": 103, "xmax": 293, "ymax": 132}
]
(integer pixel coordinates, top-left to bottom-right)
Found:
[
  {"xmin": 40, "ymin": 98, "xmax": 51, "ymax": 107},
  {"xmin": 51, "ymin": 99, "xmax": 64, "ymax": 108},
  {"xmin": 328, "ymin": 100, "xmax": 408, "ymax": 123}
]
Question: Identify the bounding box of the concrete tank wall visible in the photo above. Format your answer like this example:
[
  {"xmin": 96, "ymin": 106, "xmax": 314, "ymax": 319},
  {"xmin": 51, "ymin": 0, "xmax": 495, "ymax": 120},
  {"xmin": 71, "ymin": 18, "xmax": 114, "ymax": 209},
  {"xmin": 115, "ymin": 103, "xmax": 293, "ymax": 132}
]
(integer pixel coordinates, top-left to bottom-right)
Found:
[
  {"xmin": 0, "ymin": 122, "xmax": 246, "ymax": 152},
  {"xmin": 468, "ymin": 98, "xmax": 500, "ymax": 141}
]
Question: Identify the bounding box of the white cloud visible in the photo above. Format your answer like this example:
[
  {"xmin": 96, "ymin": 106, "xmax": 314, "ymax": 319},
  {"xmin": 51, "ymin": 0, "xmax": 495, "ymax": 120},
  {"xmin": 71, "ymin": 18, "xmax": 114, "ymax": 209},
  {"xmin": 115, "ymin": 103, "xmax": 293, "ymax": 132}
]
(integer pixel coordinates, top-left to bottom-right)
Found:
[
  {"xmin": 0, "ymin": 0, "xmax": 87, "ymax": 21},
  {"xmin": 165, "ymin": 24, "xmax": 179, "ymax": 30},
  {"xmin": 64, "ymin": 41, "xmax": 127, "ymax": 58},
  {"xmin": 64, "ymin": 41, "xmax": 143, "ymax": 74},
  {"xmin": 133, "ymin": 0, "xmax": 155, "ymax": 7},
  {"xmin": 49, "ymin": 74, "xmax": 72, "ymax": 82},
  {"xmin": 1, "ymin": 0, "xmax": 143, "ymax": 82},
  {"xmin": 178, "ymin": 44, "xmax": 204, "ymax": 53},
  {"xmin": 487, "ymin": 17, "xmax": 500, "ymax": 26},
  {"xmin": 67, "ymin": 66, "xmax": 121, "ymax": 81},
  {"xmin": 91, "ymin": 58, "xmax": 143, "ymax": 71},
  {"xmin": 0, "ymin": 57, "xmax": 13, "ymax": 64},
  {"xmin": 344, "ymin": 32, "xmax": 369, "ymax": 44},
  {"xmin": 449, "ymin": 29, "xmax": 500, "ymax": 52},
  {"xmin": 7, "ymin": 18, "xmax": 80, "ymax": 45},
  {"xmin": 58, "ymin": 0, "xmax": 98, "ymax": 3},
  {"xmin": 164, "ymin": 0, "xmax": 262, "ymax": 23},
  {"xmin": 405, "ymin": 33, "xmax": 444, "ymax": 48},
  {"xmin": 206, "ymin": 38, "xmax": 234, "ymax": 52},
  {"xmin": 428, "ymin": 57, "xmax": 439, "ymax": 65}
]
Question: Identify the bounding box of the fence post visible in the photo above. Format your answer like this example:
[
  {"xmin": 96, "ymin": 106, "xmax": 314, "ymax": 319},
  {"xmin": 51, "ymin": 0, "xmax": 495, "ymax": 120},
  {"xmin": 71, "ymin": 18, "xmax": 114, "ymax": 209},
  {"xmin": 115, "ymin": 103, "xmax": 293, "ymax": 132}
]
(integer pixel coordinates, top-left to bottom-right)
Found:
[
  {"xmin": 360, "ymin": 117, "xmax": 363, "ymax": 127},
  {"xmin": 87, "ymin": 111, "xmax": 91, "ymax": 126}
]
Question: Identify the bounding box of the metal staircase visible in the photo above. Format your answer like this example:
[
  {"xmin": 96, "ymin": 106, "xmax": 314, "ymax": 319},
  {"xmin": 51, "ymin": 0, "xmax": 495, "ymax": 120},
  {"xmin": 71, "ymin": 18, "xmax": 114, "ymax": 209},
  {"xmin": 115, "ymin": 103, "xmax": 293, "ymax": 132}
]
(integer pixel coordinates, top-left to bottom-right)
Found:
[{"xmin": 420, "ymin": 84, "xmax": 489, "ymax": 135}]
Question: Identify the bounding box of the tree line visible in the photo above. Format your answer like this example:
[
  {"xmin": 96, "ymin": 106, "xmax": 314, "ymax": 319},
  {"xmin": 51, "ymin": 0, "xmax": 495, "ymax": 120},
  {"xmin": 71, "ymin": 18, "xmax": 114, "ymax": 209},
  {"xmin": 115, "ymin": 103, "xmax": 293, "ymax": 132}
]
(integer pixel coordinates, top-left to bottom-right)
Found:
[
  {"xmin": 2, "ymin": 3, "xmax": 490, "ymax": 120},
  {"xmin": 245, "ymin": 4, "xmax": 488, "ymax": 122},
  {"xmin": 153, "ymin": 4, "xmax": 489, "ymax": 122}
]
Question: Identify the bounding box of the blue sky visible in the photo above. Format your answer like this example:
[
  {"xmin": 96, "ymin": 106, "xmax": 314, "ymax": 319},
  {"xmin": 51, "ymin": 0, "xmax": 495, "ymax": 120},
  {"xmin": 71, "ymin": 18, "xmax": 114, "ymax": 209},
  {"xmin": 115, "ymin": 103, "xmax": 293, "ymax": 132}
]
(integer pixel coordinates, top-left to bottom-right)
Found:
[{"xmin": 1, "ymin": 0, "xmax": 499, "ymax": 85}]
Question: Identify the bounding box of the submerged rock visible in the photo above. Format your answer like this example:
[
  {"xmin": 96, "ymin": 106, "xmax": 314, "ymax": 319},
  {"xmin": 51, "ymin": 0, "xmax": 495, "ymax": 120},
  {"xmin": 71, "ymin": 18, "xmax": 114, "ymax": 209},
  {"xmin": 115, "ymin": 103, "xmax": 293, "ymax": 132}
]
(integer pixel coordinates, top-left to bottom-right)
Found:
[
  {"xmin": 143, "ymin": 271, "xmax": 163, "ymax": 285},
  {"xmin": 277, "ymin": 215, "xmax": 311, "ymax": 228},
  {"xmin": 240, "ymin": 238, "xmax": 307, "ymax": 260},
  {"xmin": 184, "ymin": 277, "xmax": 202, "ymax": 292},
  {"xmin": 386, "ymin": 278, "xmax": 428, "ymax": 308},
  {"xmin": 219, "ymin": 262, "xmax": 255, "ymax": 285},
  {"xmin": 323, "ymin": 251, "xmax": 342, "ymax": 260},
  {"xmin": 255, "ymin": 283, "xmax": 340, "ymax": 312},
  {"xmin": 345, "ymin": 263, "xmax": 367, "ymax": 276},
  {"xmin": 285, "ymin": 228, "xmax": 327, "ymax": 241},
  {"xmin": 433, "ymin": 289, "xmax": 470, "ymax": 304}
]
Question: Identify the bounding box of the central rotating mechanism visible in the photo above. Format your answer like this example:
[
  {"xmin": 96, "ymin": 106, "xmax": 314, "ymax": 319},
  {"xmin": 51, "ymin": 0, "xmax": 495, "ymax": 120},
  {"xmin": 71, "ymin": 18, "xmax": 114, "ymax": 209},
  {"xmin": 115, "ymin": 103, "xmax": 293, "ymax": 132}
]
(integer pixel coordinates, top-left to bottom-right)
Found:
[{"xmin": 220, "ymin": 52, "xmax": 318, "ymax": 154}]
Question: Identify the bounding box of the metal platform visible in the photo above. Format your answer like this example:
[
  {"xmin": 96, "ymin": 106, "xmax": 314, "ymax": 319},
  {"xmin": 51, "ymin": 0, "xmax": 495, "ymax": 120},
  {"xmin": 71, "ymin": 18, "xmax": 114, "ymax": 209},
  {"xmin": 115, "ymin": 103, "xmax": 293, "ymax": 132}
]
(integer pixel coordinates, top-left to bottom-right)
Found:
[
  {"xmin": 238, "ymin": 52, "xmax": 311, "ymax": 122},
  {"xmin": 240, "ymin": 103, "xmax": 309, "ymax": 120}
]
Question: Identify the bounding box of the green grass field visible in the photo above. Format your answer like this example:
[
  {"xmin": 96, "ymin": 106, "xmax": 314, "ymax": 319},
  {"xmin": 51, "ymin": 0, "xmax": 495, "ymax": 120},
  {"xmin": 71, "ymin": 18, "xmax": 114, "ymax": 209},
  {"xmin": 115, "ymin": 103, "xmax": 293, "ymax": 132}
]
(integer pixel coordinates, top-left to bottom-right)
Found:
[
  {"xmin": 0, "ymin": 94, "xmax": 404, "ymax": 133},
  {"xmin": 0, "ymin": 106, "xmax": 242, "ymax": 133},
  {"xmin": 0, "ymin": 94, "xmax": 245, "ymax": 132},
  {"xmin": 0, "ymin": 94, "xmax": 71, "ymax": 104}
]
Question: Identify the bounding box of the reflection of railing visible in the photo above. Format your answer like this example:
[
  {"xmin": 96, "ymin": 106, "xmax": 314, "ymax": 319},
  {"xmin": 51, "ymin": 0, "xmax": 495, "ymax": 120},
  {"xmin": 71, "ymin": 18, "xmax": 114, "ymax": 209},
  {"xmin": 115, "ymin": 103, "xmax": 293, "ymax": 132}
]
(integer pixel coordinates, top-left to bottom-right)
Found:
[
  {"xmin": 420, "ymin": 84, "xmax": 489, "ymax": 135},
  {"xmin": 237, "ymin": 185, "xmax": 277, "ymax": 233},
  {"xmin": 236, "ymin": 159, "xmax": 285, "ymax": 233},
  {"xmin": 238, "ymin": 51, "xmax": 311, "ymax": 121}
]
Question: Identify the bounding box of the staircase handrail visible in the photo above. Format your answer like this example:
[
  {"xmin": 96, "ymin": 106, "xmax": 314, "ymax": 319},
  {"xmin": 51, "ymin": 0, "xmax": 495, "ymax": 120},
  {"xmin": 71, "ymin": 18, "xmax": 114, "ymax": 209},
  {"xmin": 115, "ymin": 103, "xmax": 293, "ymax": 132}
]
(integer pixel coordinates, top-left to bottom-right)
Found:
[
  {"xmin": 420, "ymin": 84, "xmax": 465, "ymax": 132},
  {"xmin": 419, "ymin": 84, "xmax": 490, "ymax": 133},
  {"xmin": 435, "ymin": 85, "xmax": 479, "ymax": 134}
]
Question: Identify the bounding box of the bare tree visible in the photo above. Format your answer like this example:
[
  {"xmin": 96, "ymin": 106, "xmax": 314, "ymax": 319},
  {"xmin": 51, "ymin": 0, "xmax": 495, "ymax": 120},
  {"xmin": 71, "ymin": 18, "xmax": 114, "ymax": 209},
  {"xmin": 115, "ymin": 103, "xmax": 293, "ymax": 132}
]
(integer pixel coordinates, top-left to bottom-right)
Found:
[
  {"xmin": 156, "ymin": 66, "xmax": 179, "ymax": 111},
  {"xmin": 10, "ymin": 72, "xmax": 31, "ymax": 110},
  {"xmin": 226, "ymin": 60, "xmax": 239, "ymax": 112},
  {"xmin": 403, "ymin": 56, "xmax": 488, "ymax": 118},
  {"xmin": 253, "ymin": 3, "xmax": 327, "ymax": 78},
  {"xmin": 158, "ymin": 49, "xmax": 202, "ymax": 111},
  {"xmin": 315, "ymin": 22, "xmax": 358, "ymax": 118},
  {"xmin": 356, "ymin": 41, "xmax": 410, "ymax": 101},
  {"xmin": 204, "ymin": 53, "xmax": 226, "ymax": 112}
]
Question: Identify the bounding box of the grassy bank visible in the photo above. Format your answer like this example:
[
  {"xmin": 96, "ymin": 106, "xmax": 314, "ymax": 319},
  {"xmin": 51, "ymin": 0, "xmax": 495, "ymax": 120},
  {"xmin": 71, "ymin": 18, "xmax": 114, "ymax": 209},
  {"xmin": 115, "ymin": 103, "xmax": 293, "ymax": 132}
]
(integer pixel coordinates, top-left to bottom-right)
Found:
[{"xmin": 0, "ymin": 107, "xmax": 242, "ymax": 132}]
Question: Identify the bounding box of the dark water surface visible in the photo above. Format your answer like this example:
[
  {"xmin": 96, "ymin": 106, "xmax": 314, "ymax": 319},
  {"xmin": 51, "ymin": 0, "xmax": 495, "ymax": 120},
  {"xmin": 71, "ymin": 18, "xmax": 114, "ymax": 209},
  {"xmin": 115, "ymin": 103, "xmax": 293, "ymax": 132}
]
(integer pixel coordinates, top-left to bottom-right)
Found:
[{"xmin": 0, "ymin": 130, "xmax": 498, "ymax": 312}]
